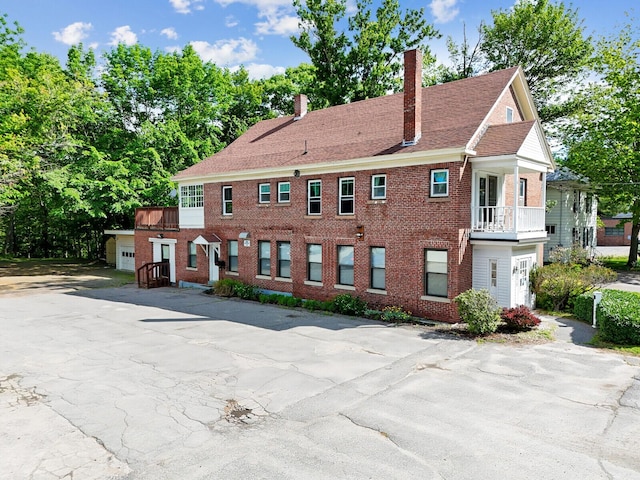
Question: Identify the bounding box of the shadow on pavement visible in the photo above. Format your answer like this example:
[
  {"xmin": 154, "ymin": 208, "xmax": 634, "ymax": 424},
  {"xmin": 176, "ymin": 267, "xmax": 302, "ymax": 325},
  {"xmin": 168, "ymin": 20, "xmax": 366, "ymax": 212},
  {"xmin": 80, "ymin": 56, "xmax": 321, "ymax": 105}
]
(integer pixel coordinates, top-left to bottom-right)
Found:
[{"xmin": 67, "ymin": 285, "xmax": 391, "ymax": 332}]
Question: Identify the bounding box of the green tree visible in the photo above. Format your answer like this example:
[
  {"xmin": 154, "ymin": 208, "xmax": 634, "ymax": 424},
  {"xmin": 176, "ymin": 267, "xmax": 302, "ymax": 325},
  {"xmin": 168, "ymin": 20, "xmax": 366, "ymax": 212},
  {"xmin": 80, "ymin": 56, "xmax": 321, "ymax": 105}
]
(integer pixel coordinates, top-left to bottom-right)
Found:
[
  {"xmin": 291, "ymin": 0, "xmax": 439, "ymax": 106},
  {"xmin": 563, "ymin": 20, "xmax": 640, "ymax": 266},
  {"xmin": 481, "ymin": 0, "xmax": 593, "ymax": 123}
]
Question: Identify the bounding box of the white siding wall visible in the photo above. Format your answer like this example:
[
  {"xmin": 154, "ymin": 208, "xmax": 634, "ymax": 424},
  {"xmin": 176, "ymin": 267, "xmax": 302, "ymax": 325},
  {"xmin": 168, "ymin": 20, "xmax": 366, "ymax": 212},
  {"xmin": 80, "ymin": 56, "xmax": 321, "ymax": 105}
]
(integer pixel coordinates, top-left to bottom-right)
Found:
[
  {"xmin": 518, "ymin": 127, "xmax": 547, "ymax": 162},
  {"xmin": 179, "ymin": 207, "xmax": 204, "ymax": 229},
  {"xmin": 544, "ymin": 187, "xmax": 598, "ymax": 260},
  {"xmin": 472, "ymin": 245, "xmax": 513, "ymax": 307}
]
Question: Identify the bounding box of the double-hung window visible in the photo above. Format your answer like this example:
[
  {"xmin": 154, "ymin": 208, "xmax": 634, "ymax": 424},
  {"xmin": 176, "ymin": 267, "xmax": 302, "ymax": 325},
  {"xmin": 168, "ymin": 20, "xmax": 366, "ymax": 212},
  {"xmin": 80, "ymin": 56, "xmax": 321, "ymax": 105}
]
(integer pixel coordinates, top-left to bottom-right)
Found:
[
  {"xmin": 187, "ymin": 241, "xmax": 197, "ymax": 268},
  {"xmin": 307, "ymin": 244, "xmax": 322, "ymax": 282},
  {"xmin": 424, "ymin": 249, "xmax": 448, "ymax": 297},
  {"xmin": 227, "ymin": 240, "xmax": 238, "ymax": 272},
  {"xmin": 370, "ymin": 247, "xmax": 385, "ymax": 290},
  {"xmin": 430, "ymin": 169, "xmax": 449, "ymax": 197},
  {"xmin": 277, "ymin": 242, "xmax": 291, "ymax": 278},
  {"xmin": 278, "ymin": 182, "xmax": 290, "ymax": 203},
  {"xmin": 259, "ymin": 183, "xmax": 270, "ymax": 203},
  {"xmin": 180, "ymin": 184, "xmax": 203, "ymax": 208},
  {"xmin": 337, "ymin": 245, "xmax": 354, "ymax": 286},
  {"xmin": 308, "ymin": 180, "xmax": 321, "ymax": 215},
  {"xmin": 371, "ymin": 174, "xmax": 386, "ymax": 200},
  {"xmin": 258, "ymin": 241, "xmax": 270, "ymax": 276},
  {"xmin": 339, "ymin": 177, "xmax": 355, "ymax": 215},
  {"xmin": 222, "ymin": 186, "xmax": 233, "ymax": 215}
]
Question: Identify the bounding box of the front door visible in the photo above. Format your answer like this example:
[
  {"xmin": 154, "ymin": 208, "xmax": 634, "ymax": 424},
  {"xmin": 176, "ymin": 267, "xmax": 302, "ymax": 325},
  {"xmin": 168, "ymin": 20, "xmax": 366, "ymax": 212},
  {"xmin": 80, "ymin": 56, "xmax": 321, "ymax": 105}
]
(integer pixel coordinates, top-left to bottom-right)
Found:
[
  {"xmin": 515, "ymin": 257, "xmax": 531, "ymax": 307},
  {"xmin": 209, "ymin": 246, "xmax": 220, "ymax": 283},
  {"xmin": 478, "ymin": 175, "xmax": 498, "ymax": 224}
]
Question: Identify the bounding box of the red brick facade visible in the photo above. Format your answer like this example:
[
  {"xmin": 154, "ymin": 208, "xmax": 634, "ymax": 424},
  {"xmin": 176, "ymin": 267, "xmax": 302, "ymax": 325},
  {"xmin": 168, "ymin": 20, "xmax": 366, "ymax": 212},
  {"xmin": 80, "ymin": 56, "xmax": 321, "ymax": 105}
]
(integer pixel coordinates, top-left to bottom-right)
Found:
[
  {"xmin": 136, "ymin": 161, "xmax": 476, "ymax": 322},
  {"xmin": 597, "ymin": 217, "xmax": 636, "ymax": 246}
]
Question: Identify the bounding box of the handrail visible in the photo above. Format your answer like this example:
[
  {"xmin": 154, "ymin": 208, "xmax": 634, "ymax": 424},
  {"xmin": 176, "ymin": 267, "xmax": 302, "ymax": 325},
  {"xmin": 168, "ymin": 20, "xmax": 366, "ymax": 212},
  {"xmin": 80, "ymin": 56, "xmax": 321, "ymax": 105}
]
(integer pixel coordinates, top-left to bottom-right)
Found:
[
  {"xmin": 135, "ymin": 207, "xmax": 179, "ymax": 230},
  {"xmin": 137, "ymin": 261, "xmax": 170, "ymax": 288}
]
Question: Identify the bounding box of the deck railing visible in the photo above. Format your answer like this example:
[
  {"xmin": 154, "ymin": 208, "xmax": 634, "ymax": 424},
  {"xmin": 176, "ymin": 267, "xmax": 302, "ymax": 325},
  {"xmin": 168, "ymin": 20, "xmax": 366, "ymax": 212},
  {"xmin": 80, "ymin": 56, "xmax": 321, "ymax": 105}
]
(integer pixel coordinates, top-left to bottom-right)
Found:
[
  {"xmin": 135, "ymin": 207, "xmax": 179, "ymax": 230},
  {"xmin": 471, "ymin": 206, "xmax": 545, "ymax": 233},
  {"xmin": 137, "ymin": 261, "xmax": 170, "ymax": 288}
]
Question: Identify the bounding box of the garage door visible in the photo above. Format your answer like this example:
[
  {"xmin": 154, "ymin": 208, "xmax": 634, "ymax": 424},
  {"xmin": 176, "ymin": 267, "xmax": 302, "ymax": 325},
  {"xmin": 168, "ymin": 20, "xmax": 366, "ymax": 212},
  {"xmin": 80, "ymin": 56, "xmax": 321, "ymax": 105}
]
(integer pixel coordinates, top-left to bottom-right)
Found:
[{"xmin": 118, "ymin": 246, "xmax": 135, "ymax": 271}]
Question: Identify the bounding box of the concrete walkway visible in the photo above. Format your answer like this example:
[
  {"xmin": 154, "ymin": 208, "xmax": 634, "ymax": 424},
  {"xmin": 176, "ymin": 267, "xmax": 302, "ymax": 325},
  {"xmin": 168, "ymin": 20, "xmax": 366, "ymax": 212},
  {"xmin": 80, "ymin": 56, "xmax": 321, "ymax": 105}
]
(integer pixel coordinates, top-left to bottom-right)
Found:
[{"xmin": 2, "ymin": 286, "xmax": 640, "ymax": 479}]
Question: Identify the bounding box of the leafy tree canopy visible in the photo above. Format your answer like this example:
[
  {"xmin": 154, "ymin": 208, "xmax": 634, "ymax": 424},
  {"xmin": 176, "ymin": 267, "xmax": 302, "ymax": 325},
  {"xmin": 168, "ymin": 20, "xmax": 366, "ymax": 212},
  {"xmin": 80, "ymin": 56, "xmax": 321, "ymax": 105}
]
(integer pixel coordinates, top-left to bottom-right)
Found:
[{"xmin": 291, "ymin": 0, "xmax": 440, "ymax": 107}]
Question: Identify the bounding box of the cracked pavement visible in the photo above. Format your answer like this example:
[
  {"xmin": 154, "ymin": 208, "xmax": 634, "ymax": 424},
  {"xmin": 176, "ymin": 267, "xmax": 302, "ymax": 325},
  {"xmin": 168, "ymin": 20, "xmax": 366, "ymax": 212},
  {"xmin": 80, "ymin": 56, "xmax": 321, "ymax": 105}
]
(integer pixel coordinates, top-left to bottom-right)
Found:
[{"xmin": 1, "ymin": 285, "xmax": 639, "ymax": 479}]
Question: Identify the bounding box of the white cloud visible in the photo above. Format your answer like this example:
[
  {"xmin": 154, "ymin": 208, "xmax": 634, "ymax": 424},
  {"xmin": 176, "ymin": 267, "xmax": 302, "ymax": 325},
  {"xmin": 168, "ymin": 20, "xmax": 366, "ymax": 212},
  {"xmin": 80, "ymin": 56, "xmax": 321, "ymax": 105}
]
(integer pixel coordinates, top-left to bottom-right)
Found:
[
  {"xmin": 165, "ymin": 46, "xmax": 181, "ymax": 53},
  {"xmin": 52, "ymin": 22, "xmax": 93, "ymax": 45},
  {"xmin": 161, "ymin": 27, "xmax": 179, "ymax": 40},
  {"xmin": 109, "ymin": 26, "xmax": 138, "ymax": 46},
  {"xmin": 255, "ymin": 11, "xmax": 299, "ymax": 35},
  {"xmin": 225, "ymin": 15, "xmax": 238, "ymax": 28},
  {"xmin": 429, "ymin": 0, "xmax": 460, "ymax": 24},
  {"xmin": 190, "ymin": 38, "xmax": 258, "ymax": 65},
  {"xmin": 241, "ymin": 63, "xmax": 285, "ymax": 80},
  {"xmin": 170, "ymin": 0, "xmax": 204, "ymax": 14},
  {"xmin": 213, "ymin": 0, "xmax": 297, "ymax": 36},
  {"xmin": 89, "ymin": 42, "xmax": 99, "ymax": 50}
]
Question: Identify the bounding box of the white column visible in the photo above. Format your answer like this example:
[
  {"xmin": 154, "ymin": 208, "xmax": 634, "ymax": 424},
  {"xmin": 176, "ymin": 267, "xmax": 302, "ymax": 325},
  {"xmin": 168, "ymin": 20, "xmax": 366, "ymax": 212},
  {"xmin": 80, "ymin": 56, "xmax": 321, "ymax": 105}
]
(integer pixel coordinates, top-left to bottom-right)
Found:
[{"xmin": 513, "ymin": 164, "xmax": 519, "ymax": 232}]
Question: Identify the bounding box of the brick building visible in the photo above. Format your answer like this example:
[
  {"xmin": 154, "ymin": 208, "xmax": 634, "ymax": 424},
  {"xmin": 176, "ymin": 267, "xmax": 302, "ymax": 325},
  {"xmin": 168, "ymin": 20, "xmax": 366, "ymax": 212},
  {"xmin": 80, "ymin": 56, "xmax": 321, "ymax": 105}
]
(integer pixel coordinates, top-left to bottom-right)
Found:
[
  {"xmin": 598, "ymin": 214, "xmax": 637, "ymax": 246},
  {"xmin": 134, "ymin": 50, "xmax": 554, "ymax": 322}
]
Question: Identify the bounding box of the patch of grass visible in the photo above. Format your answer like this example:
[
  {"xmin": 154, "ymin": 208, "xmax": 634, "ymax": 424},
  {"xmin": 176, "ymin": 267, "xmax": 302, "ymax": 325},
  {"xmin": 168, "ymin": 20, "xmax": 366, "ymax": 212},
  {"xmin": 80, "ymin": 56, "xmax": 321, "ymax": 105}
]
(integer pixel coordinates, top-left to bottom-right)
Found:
[
  {"xmin": 589, "ymin": 332, "xmax": 640, "ymax": 356},
  {"xmin": 599, "ymin": 256, "xmax": 640, "ymax": 272}
]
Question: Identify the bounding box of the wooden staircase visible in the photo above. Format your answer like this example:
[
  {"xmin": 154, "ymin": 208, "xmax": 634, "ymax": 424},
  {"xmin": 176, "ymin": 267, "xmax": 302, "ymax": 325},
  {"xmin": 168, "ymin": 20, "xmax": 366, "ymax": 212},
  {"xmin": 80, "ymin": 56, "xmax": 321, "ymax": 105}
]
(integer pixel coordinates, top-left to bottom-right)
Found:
[{"xmin": 137, "ymin": 261, "xmax": 170, "ymax": 288}]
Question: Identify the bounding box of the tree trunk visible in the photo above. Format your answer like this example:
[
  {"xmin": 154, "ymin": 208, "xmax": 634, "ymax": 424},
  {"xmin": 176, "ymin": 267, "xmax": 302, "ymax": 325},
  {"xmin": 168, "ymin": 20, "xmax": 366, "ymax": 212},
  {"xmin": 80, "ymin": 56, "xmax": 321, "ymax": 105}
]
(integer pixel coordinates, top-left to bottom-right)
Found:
[{"xmin": 628, "ymin": 204, "xmax": 640, "ymax": 267}]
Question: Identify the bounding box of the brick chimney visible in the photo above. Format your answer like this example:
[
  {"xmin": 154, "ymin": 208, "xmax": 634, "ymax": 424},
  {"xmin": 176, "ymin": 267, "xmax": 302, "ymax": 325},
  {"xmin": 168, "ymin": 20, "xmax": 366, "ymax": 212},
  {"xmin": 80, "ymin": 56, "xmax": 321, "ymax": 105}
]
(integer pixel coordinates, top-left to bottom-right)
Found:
[
  {"xmin": 403, "ymin": 49, "xmax": 422, "ymax": 146},
  {"xmin": 294, "ymin": 94, "xmax": 308, "ymax": 120}
]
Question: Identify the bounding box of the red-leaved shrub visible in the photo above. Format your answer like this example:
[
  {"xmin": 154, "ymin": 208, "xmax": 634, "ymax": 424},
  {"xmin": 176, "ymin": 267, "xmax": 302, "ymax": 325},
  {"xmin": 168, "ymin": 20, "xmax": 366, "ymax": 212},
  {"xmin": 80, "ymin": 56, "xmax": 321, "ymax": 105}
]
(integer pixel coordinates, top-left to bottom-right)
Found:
[{"xmin": 501, "ymin": 306, "xmax": 541, "ymax": 331}]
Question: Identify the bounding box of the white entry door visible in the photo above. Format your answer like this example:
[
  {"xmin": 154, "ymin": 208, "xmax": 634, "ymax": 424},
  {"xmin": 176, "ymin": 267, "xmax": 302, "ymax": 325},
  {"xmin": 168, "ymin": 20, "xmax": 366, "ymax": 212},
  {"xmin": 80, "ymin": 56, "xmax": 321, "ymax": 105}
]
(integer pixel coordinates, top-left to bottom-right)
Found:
[
  {"xmin": 515, "ymin": 257, "xmax": 531, "ymax": 307},
  {"xmin": 209, "ymin": 246, "xmax": 220, "ymax": 283}
]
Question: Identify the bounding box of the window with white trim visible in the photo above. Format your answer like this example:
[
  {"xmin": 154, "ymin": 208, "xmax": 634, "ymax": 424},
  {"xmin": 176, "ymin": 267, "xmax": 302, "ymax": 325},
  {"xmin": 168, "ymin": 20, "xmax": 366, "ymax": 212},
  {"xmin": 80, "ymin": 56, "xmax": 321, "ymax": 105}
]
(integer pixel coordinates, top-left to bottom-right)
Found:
[
  {"xmin": 506, "ymin": 106, "xmax": 514, "ymax": 123},
  {"xmin": 180, "ymin": 184, "xmax": 203, "ymax": 208},
  {"xmin": 339, "ymin": 177, "xmax": 355, "ymax": 215},
  {"xmin": 308, "ymin": 180, "xmax": 321, "ymax": 215},
  {"xmin": 370, "ymin": 247, "xmax": 385, "ymax": 290},
  {"xmin": 371, "ymin": 174, "xmax": 386, "ymax": 199},
  {"xmin": 278, "ymin": 182, "xmax": 290, "ymax": 203},
  {"xmin": 337, "ymin": 245, "xmax": 354, "ymax": 286},
  {"xmin": 430, "ymin": 169, "xmax": 449, "ymax": 197},
  {"xmin": 258, "ymin": 241, "xmax": 270, "ymax": 276},
  {"xmin": 222, "ymin": 186, "xmax": 232, "ymax": 215},
  {"xmin": 277, "ymin": 241, "xmax": 291, "ymax": 278},
  {"xmin": 228, "ymin": 240, "xmax": 238, "ymax": 272},
  {"xmin": 424, "ymin": 249, "xmax": 448, "ymax": 297},
  {"xmin": 307, "ymin": 244, "xmax": 322, "ymax": 282},
  {"xmin": 259, "ymin": 183, "xmax": 270, "ymax": 203},
  {"xmin": 187, "ymin": 241, "xmax": 197, "ymax": 268}
]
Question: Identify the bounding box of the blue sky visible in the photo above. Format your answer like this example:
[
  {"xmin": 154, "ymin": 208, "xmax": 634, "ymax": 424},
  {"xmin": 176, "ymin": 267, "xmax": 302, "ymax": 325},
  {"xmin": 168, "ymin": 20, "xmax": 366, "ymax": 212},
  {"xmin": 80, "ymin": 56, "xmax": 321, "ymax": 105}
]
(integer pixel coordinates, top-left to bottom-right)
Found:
[{"xmin": 2, "ymin": 0, "xmax": 636, "ymax": 79}]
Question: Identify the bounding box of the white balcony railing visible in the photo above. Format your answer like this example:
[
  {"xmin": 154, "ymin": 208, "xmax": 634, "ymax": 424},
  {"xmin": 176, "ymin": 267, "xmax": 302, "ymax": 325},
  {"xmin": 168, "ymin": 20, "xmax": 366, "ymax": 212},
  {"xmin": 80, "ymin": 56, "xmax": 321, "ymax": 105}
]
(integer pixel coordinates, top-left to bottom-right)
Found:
[{"xmin": 471, "ymin": 206, "xmax": 545, "ymax": 234}]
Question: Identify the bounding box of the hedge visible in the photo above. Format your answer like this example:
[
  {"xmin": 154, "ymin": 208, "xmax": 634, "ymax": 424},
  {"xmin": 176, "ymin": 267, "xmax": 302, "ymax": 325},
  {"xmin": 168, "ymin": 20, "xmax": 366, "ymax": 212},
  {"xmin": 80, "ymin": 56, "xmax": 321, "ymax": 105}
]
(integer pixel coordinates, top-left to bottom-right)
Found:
[{"xmin": 595, "ymin": 290, "xmax": 640, "ymax": 345}]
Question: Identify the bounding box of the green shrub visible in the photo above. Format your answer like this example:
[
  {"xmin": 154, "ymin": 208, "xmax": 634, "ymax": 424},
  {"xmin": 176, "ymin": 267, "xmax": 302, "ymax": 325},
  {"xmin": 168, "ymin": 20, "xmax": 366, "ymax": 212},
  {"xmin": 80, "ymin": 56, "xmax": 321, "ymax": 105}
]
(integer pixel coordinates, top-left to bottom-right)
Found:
[
  {"xmin": 572, "ymin": 293, "xmax": 594, "ymax": 323},
  {"xmin": 332, "ymin": 294, "xmax": 367, "ymax": 316},
  {"xmin": 530, "ymin": 263, "xmax": 616, "ymax": 311},
  {"xmin": 548, "ymin": 244, "xmax": 592, "ymax": 266},
  {"xmin": 454, "ymin": 289, "xmax": 501, "ymax": 335},
  {"xmin": 258, "ymin": 293, "xmax": 270, "ymax": 304},
  {"xmin": 303, "ymin": 299, "xmax": 323, "ymax": 311},
  {"xmin": 364, "ymin": 309, "xmax": 382, "ymax": 320},
  {"xmin": 380, "ymin": 305, "xmax": 413, "ymax": 323},
  {"xmin": 321, "ymin": 300, "xmax": 336, "ymax": 312},
  {"xmin": 213, "ymin": 278, "xmax": 241, "ymax": 297},
  {"xmin": 234, "ymin": 282, "xmax": 259, "ymax": 300},
  {"xmin": 597, "ymin": 290, "xmax": 640, "ymax": 345}
]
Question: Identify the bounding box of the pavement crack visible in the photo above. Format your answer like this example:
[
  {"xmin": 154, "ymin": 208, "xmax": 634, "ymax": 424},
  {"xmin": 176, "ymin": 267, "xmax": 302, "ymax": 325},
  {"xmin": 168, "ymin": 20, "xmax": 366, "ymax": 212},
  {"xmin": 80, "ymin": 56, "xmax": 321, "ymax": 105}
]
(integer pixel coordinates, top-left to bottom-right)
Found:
[{"xmin": 338, "ymin": 413, "xmax": 444, "ymax": 477}]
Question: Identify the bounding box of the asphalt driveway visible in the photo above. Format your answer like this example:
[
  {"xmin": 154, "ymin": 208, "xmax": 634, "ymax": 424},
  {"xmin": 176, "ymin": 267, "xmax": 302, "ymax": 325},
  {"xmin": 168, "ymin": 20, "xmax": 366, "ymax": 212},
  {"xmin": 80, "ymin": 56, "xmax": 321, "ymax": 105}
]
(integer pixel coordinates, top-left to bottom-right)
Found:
[{"xmin": 1, "ymin": 285, "xmax": 640, "ymax": 479}]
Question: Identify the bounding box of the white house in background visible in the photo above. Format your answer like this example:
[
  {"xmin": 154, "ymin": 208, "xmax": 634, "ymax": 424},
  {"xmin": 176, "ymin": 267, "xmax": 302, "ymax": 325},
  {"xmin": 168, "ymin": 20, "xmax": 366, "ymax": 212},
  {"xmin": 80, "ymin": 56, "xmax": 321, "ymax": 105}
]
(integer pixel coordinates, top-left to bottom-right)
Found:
[
  {"xmin": 104, "ymin": 230, "xmax": 136, "ymax": 271},
  {"xmin": 544, "ymin": 167, "xmax": 597, "ymax": 261}
]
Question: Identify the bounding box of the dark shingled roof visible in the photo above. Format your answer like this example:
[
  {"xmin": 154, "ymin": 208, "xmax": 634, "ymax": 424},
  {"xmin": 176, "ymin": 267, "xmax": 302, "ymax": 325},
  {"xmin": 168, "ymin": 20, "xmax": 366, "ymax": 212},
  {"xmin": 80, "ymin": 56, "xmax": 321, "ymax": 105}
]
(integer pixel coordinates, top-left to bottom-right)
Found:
[{"xmin": 174, "ymin": 67, "xmax": 520, "ymax": 180}]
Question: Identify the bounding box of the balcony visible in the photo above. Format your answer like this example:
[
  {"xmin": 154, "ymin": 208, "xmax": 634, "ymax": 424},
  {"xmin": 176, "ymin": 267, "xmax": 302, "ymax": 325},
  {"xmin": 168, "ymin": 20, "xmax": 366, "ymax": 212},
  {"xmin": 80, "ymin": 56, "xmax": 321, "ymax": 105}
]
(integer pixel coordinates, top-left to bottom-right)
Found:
[
  {"xmin": 471, "ymin": 206, "xmax": 546, "ymax": 242},
  {"xmin": 135, "ymin": 207, "xmax": 179, "ymax": 230}
]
